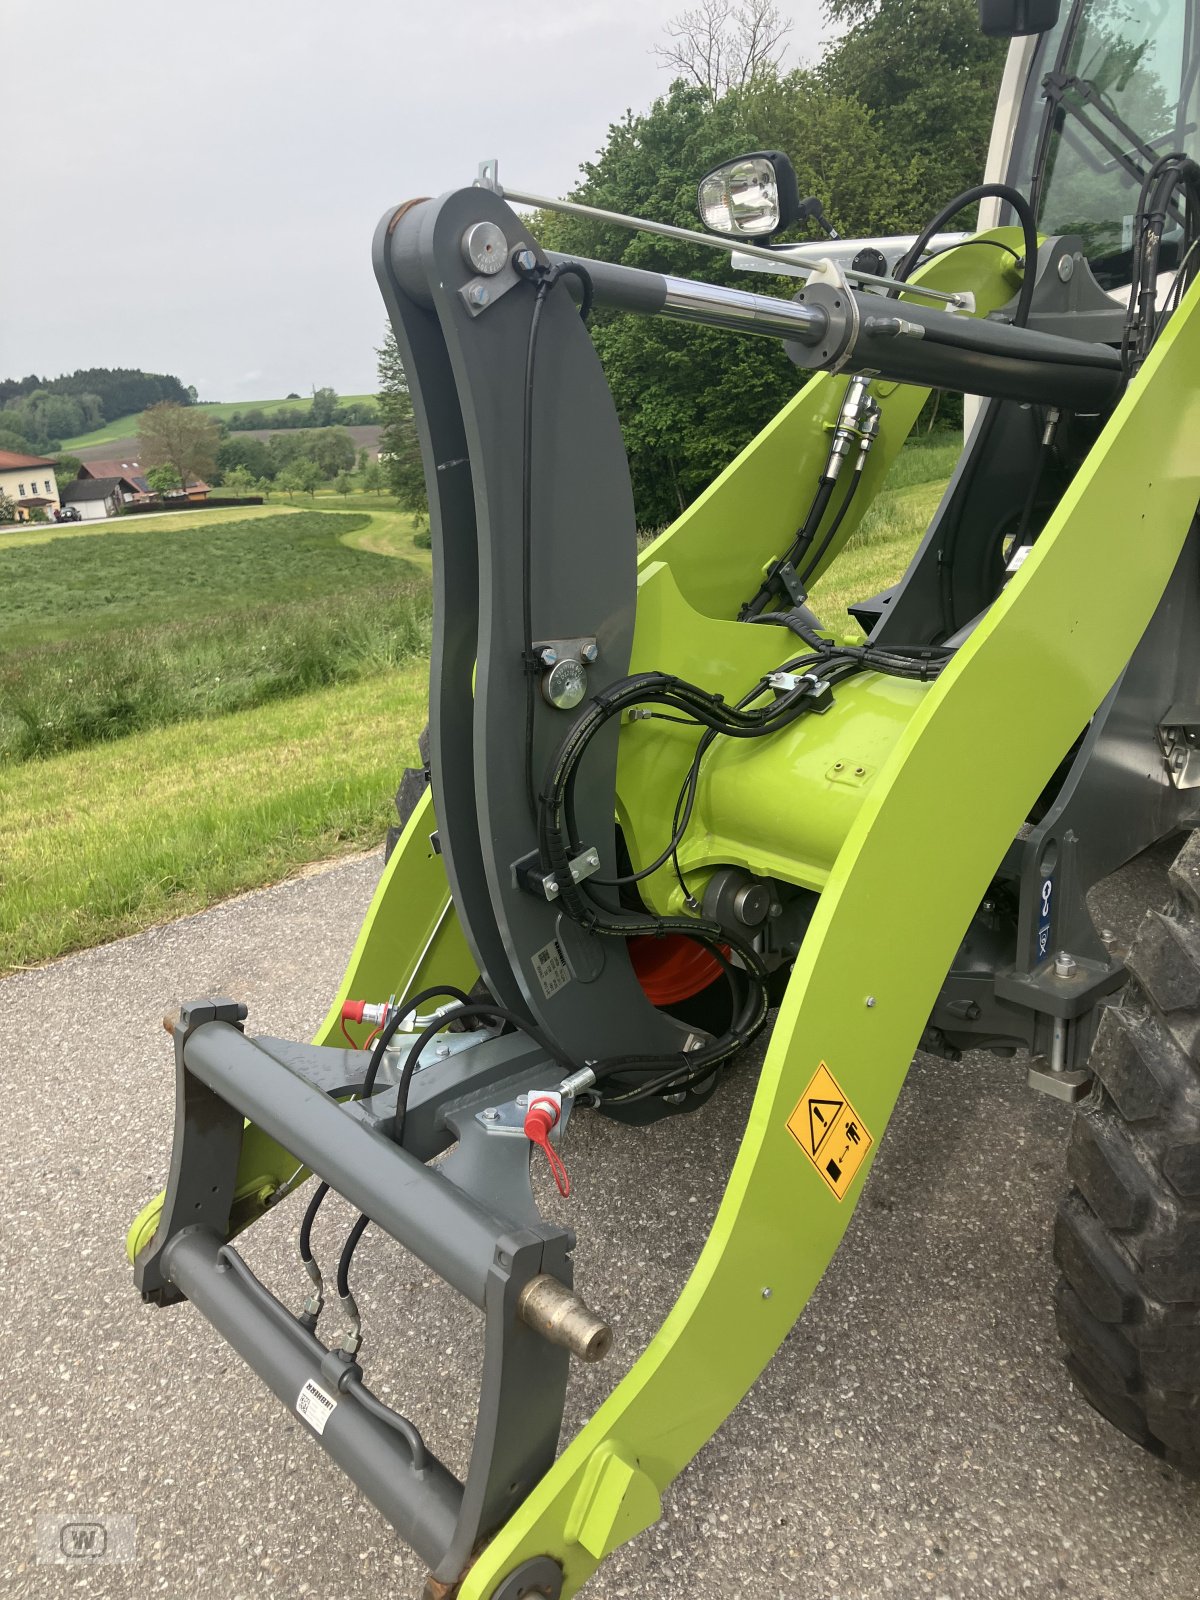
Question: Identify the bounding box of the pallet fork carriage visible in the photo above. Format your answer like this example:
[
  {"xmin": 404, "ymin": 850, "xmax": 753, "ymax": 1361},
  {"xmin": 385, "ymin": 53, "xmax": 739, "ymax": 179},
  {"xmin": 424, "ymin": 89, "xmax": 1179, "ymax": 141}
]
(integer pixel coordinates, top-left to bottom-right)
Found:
[{"xmin": 130, "ymin": 2, "xmax": 1200, "ymax": 1594}]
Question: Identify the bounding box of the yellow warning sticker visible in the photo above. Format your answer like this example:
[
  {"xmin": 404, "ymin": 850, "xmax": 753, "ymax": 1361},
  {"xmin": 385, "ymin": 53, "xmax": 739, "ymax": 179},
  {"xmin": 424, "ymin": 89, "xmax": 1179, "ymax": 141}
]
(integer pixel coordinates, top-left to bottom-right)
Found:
[{"xmin": 787, "ymin": 1061, "xmax": 873, "ymax": 1201}]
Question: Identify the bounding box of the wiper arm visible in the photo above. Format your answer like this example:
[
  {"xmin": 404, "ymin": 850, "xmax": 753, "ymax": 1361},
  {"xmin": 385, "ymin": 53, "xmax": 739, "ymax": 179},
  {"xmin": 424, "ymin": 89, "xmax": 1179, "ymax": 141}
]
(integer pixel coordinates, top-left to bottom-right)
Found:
[{"xmin": 1043, "ymin": 70, "xmax": 1187, "ymax": 228}]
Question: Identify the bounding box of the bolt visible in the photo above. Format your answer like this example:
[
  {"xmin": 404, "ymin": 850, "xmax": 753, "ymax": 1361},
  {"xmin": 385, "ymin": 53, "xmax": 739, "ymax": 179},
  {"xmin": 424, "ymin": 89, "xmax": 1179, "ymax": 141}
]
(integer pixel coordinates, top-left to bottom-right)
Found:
[
  {"xmin": 761, "ymin": 1287, "xmax": 773, "ymax": 1299},
  {"xmin": 516, "ymin": 1093, "xmax": 529, "ymax": 1107},
  {"xmin": 481, "ymin": 1107, "xmax": 500, "ymax": 1122},
  {"xmin": 546, "ymin": 879, "xmax": 559, "ymax": 894},
  {"xmin": 1054, "ymin": 952, "xmax": 1078, "ymax": 979},
  {"xmin": 865, "ymin": 995, "xmax": 876, "ymax": 1008},
  {"xmin": 467, "ymin": 283, "xmax": 490, "ymax": 308},
  {"xmin": 540, "ymin": 646, "xmax": 558, "ymax": 666},
  {"xmin": 1101, "ymin": 928, "xmax": 1115, "ymax": 946},
  {"xmin": 581, "ymin": 642, "xmax": 599, "ymax": 663},
  {"xmin": 513, "ymin": 247, "xmax": 537, "ymax": 274},
  {"xmin": 1057, "ymin": 253, "xmax": 1075, "ymax": 283}
]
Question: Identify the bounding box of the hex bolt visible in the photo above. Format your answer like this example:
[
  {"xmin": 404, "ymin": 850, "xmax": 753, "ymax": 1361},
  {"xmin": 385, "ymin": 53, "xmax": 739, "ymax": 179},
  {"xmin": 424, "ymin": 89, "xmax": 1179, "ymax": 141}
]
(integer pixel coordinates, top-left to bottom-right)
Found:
[
  {"xmin": 581, "ymin": 642, "xmax": 599, "ymax": 663},
  {"xmin": 546, "ymin": 879, "xmax": 559, "ymax": 894},
  {"xmin": 513, "ymin": 247, "xmax": 538, "ymax": 274},
  {"xmin": 865, "ymin": 995, "xmax": 877, "ymax": 1008},
  {"xmin": 1054, "ymin": 952, "xmax": 1078, "ymax": 978},
  {"xmin": 761, "ymin": 1287, "xmax": 773, "ymax": 1300},
  {"xmin": 481, "ymin": 1107, "xmax": 500, "ymax": 1122},
  {"xmin": 467, "ymin": 284, "xmax": 490, "ymax": 308},
  {"xmin": 540, "ymin": 647, "xmax": 558, "ymax": 666}
]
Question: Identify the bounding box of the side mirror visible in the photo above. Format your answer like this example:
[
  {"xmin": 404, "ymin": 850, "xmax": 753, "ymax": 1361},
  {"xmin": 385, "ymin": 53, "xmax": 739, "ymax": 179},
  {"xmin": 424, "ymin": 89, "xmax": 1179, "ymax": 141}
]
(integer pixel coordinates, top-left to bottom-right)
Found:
[
  {"xmin": 697, "ymin": 152, "xmax": 801, "ymax": 240},
  {"xmin": 978, "ymin": 0, "xmax": 1060, "ymax": 37}
]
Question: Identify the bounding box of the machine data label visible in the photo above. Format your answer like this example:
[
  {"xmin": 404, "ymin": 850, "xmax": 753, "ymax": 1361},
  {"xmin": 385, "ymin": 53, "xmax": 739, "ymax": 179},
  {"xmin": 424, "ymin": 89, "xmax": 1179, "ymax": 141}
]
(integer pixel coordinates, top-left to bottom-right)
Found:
[
  {"xmin": 532, "ymin": 938, "xmax": 571, "ymax": 1000},
  {"xmin": 786, "ymin": 1061, "xmax": 873, "ymax": 1201},
  {"xmin": 296, "ymin": 1379, "xmax": 337, "ymax": 1435}
]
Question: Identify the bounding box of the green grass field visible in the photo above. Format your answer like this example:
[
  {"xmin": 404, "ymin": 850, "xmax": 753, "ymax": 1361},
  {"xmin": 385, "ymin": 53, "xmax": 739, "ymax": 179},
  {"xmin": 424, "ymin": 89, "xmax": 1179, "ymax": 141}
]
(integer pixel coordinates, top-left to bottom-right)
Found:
[
  {"xmin": 0, "ymin": 433, "xmax": 957, "ymax": 972},
  {"xmin": 0, "ymin": 669, "xmax": 426, "ymax": 971},
  {"xmin": 0, "ymin": 508, "xmax": 431, "ymax": 762},
  {"xmin": 61, "ymin": 394, "xmax": 378, "ymax": 450}
]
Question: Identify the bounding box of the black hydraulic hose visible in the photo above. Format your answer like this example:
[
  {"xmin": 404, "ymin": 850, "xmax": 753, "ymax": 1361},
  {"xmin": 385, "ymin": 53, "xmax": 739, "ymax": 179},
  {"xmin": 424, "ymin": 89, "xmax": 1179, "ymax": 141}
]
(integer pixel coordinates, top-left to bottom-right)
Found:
[
  {"xmin": 298, "ymin": 1180, "xmax": 329, "ymax": 1267},
  {"xmin": 360, "ymin": 983, "xmax": 473, "ymax": 1101},
  {"xmin": 742, "ymin": 476, "xmax": 837, "ymax": 619},
  {"xmin": 337, "ymin": 1212, "xmax": 370, "ymax": 1300},
  {"xmin": 390, "ymin": 1002, "xmax": 573, "ymax": 1145},
  {"xmin": 797, "ymin": 469, "xmax": 864, "ymax": 587},
  {"xmin": 891, "ymin": 183, "xmax": 1039, "ymax": 328}
]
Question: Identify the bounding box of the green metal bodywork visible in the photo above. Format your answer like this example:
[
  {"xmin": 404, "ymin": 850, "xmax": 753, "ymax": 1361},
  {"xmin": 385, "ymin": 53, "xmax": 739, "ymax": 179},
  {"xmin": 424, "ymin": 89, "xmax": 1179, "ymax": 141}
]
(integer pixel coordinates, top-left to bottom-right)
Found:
[{"xmin": 127, "ymin": 238, "xmax": 1200, "ymax": 1597}]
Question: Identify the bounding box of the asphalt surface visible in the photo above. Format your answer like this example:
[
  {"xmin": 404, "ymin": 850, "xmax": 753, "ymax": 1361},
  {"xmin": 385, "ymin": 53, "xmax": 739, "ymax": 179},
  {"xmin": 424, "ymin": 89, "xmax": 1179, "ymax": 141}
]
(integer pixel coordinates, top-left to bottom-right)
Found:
[{"xmin": 2, "ymin": 846, "xmax": 1198, "ymax": 1599}]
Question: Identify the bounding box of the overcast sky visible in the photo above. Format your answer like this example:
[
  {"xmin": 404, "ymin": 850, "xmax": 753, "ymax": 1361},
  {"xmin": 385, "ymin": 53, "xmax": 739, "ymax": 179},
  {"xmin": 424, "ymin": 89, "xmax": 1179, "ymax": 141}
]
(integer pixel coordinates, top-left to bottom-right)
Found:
[{"xmin": 3, "ymin": 0, "xmax": 829, "ymax": 403}]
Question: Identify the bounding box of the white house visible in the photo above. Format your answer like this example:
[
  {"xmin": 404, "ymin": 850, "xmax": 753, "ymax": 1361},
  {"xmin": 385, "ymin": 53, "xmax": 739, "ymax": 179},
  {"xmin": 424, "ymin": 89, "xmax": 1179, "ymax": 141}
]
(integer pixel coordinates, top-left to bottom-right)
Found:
[
  {"xmin": 59, "ymin": 475, "xmax": 139, "ymax": 521},
  {"xmin": 0, "ymin": 449, "xmax": 60, "ymax": 521}
]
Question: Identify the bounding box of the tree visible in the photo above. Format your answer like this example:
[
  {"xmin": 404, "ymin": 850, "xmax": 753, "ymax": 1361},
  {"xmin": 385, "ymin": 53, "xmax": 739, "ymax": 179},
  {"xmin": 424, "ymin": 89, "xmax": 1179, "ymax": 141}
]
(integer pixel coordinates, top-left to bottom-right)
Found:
[
  {"xmin": 376, "ymin": 328, "xmax": 427, "ymax": 513},
  {"xmin": 0, "ymin": 490, "xmax": 15, "ymax": 524},
  {"xmin": 310, "ymin": 386, "xmax": 338, "ymax": 427},
  {"xmin": 296, "ymin": 460, "xmax": 324, "ymax": 496},
  {"xmin": 0, "ymin": 427, "xmax": 34, "ymax": 454},
  {"xmin": 309, "ymin": 427, "xmax": 356, "ymax": 478},
  {"xmin": 222, "ymin": 465, "xmax": 257, "ymax": 494},
  {"xmin": 139, "ymin": 402, "xmax": 220, "ymax": 491},
  {"xmin": 362, "ymin": 460, "xmax": 384, "ymax": 494},
  {"xmin": 819, "ymin": 0, "xmax": 1005, "ymax": 222},
  {"xmin": 357, "ymin": 447, "xmax": 369, "ymax": 473},
  {"xmin": 145, "ymin": 464, "xmax": 183, "ymax": 496},
  {"xmin": 53, "ymin": 453, "xmax": 84, "ymax": 487},
  {"xmin": 216, "ymin": 435, "xmax": 274, "ymax": 481},
  {"xmin": 653, "ymin": 0, "xmax": 792, "ymax": 104},
  {"xmin": 334, "ymin": 471, "xmax": 354, "ymax": 499}
]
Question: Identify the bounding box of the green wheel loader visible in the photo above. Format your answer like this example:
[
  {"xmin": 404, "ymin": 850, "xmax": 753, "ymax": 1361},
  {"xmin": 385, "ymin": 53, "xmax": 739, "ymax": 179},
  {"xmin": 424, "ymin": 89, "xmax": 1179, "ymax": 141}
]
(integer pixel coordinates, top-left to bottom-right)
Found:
[{"xmin": 128, "ymin": 0, "xmax": 1200, "ymax": 1592}]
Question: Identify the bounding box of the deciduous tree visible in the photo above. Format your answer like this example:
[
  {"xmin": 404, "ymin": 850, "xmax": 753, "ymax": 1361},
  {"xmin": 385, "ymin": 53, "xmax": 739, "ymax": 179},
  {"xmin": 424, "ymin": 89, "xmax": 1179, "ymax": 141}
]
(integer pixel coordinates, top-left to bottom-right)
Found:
[
  {"xmin": 139, "ymin": 403, "xmax": 220, "ymax": 492},
  {"xmin": 376, "ymin": 329, "xmax": 427, "ymax": 514}
]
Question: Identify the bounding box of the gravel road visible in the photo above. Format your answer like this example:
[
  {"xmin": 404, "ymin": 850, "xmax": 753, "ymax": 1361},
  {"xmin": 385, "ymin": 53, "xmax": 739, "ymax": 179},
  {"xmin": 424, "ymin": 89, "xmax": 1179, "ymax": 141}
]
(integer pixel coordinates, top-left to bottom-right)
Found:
[{"xmin": 2, "ymin": 846, "xmax": 1197, "ymax": 1599}]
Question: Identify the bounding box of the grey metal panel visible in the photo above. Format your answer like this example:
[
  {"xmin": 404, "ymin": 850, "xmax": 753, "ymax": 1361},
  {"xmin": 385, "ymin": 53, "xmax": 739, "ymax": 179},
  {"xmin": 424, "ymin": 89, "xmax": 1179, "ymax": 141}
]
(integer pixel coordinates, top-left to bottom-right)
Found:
[
  {"xmin": 383, "ymin": 190, "xmax": 684, "ymax": 1062},
  {"xmin": 181, "ymin": 1022, "xmax": 526, "ymax": 1308},
  {"xmin": 162, "ymin": 1230, "xmax": 462, "ymax": 1568},
  {"xmin": 372, "ymin": 203, "xmax": 530, "ymax": 1019}
]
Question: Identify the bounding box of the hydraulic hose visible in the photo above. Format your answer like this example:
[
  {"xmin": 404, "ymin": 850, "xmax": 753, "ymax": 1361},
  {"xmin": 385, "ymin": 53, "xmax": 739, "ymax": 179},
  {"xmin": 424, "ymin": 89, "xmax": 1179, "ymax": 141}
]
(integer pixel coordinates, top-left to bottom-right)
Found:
[{"xmin": 891, "ymin": 182, "xmax": 1040, "ymax": 328}]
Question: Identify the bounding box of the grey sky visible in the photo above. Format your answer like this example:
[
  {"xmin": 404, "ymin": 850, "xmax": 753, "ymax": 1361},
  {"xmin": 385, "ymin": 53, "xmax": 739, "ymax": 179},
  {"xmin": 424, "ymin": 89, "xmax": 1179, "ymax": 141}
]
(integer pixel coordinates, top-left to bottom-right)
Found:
[{"xmin": 3, "ymin": 0, "xmax": 829, "ymax": 403}]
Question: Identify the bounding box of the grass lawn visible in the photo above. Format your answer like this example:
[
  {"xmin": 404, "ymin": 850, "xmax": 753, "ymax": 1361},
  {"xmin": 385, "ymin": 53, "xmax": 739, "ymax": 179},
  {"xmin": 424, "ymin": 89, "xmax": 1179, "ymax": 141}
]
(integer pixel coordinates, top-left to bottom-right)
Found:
[
  {"xmin": 0, "ymin": 507, "xmax": 431, "ymax": 761},
  {"xmin": 0, "ymin": 669, "xmax": 427, "ymax": 972},
  {"xmin": 61, "ymin": 394, "xmax": 378, "ymax": 451},
  {"xmin": 0, "ymin": 434, "xmax": 957, "ymax": 971},
  {"xmin": 809, "ymin": 434, "xmax": 960, "ymax": 630}
]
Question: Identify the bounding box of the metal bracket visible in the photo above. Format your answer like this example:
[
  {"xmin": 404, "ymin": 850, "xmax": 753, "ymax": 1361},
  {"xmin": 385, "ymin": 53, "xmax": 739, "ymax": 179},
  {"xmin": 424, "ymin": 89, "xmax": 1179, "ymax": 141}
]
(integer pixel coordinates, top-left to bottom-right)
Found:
[
  {"xmin": 475, "ymin": 1091, "xmax": 574, "ymax": 1140},
  {"xmin": 1157, "ymin": 706, "xmax": 1200, "ymax": 788},
  {"xmin": 514, "ymin": 846, "xmax": 602, "ymax": 902}
]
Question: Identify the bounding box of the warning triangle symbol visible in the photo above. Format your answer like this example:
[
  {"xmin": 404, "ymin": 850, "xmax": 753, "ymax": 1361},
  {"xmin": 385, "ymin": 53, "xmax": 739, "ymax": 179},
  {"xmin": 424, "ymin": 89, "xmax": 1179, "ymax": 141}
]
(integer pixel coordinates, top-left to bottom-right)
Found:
[{"xmin": 808, "ymin": 1098, "xmax": 843, "ymax": 1156}]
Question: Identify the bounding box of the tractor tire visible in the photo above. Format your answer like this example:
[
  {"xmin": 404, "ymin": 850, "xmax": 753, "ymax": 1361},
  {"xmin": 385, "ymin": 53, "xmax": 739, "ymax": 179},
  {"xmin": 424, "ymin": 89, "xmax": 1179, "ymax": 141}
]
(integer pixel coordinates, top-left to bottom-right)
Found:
[
  {"xmin": 1054, "ymin": 829, "xmax": 1200, "ymax": 1473},
  {"xmin": 384, "ymin": 725, "xmax": 431, "ymax": 863}
]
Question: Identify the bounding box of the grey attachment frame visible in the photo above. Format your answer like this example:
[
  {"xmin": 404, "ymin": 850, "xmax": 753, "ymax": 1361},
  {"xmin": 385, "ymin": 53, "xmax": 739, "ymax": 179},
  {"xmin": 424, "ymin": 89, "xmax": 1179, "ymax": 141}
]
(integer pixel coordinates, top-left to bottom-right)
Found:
[{"xmin": 136, "ymin": 997, "xmax": 587, "ymax": 1590}]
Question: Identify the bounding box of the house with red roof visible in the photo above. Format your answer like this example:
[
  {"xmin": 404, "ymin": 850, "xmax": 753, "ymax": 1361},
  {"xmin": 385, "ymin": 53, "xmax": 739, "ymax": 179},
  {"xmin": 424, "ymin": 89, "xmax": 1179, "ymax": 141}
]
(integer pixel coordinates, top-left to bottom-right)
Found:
[
  {"xmin": 0, "ymin": 450, "xmax": 61, "ymax": 522},
  {"xmin": 77, "ymin": 456, "xmax": 210, "ymax": 504}
]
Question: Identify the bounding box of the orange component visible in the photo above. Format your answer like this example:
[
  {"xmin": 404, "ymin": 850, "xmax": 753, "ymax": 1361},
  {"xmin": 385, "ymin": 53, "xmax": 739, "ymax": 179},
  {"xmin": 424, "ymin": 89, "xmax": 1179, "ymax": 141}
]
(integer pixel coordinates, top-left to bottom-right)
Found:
[{"xmin": 627, "ymin": 934, "xmax": 726, "ymax": 1006}]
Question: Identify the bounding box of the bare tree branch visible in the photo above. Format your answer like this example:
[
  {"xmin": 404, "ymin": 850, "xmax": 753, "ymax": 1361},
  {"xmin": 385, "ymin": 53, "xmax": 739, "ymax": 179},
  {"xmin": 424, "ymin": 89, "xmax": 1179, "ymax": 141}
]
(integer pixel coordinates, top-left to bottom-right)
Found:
[{"xmin": 653, "ymin": 0, "xmax": 792, "ymax": 103}]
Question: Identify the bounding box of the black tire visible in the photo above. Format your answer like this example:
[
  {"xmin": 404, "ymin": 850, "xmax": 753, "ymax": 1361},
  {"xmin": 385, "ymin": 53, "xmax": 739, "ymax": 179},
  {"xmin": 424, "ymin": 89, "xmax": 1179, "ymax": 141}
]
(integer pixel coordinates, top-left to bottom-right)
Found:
[
  {"xmin": 384, "ymin": 725, "xmax": 431, "ymax": 862},
  {"xmin": 1054, "ymin": 829, "xmax": 1200, "ymax": 1471}
]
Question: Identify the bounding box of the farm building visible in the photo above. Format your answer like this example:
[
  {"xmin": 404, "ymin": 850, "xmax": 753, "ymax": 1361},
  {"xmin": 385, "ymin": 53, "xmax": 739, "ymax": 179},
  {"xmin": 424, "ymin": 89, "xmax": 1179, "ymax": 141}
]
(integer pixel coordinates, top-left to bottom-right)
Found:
[
  {"xmin": 59, "ymin": 476, "xmax": 140, "ymax": 521},
  {"xmin": 77, "ymin": 458, "xmax": 210, "ymax": 503},
  {"xmin": 0, "ymin": 450, "xmax": 60, "ymax": 521}
]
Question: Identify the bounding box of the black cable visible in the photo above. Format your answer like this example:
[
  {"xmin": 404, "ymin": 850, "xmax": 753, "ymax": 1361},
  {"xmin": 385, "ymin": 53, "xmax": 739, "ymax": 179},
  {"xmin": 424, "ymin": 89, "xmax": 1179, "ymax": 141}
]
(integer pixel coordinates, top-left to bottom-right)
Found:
[
  {"xmin": 337, "ymin": 1212, "xmax": 370, "ymax": 1300},
  {"xmin": 797, "ymin": 469, "xmax": 864, "ymax": 587},
  {"xmin": 890, "ymin": 183, "xmax": 1040, "ymax": 329},
  {"xmin": 298, "ymin": 1180, "xmax": 328, "ymax": 1267},
  {"xmin": 359, "ymin": 983, "xmax": 474, "ymax": 1100},
  {"xmin": 390, "ymin": 1001, "xmax": 573, "ymax": 1145}
]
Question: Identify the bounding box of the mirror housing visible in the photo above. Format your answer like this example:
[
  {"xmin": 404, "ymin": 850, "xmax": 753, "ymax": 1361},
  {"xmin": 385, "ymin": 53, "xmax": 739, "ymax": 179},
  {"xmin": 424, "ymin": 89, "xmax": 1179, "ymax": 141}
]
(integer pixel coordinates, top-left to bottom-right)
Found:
[
  {"xmin": 697, "ymin": 152, "xmax": 801, "ymax": 240},
  {"xmin": 978, "ymin": 0, "xmax": 1060, "ymax": 37}
]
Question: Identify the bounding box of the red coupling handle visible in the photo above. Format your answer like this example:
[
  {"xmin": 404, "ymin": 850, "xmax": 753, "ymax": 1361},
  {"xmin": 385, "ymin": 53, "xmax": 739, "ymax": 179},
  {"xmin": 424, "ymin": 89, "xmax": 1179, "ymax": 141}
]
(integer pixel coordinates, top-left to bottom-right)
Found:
[{"xmin": 524, "ymin": 1093, "xmax": 570, "ymax": 1198}]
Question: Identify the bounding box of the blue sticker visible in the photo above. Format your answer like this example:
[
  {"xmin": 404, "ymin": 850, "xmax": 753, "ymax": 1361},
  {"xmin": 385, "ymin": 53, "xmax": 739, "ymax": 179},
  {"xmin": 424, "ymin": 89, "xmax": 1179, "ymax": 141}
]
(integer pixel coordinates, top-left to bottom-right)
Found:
[{"xmin": 1035, "ymin": 876, "xmax": 1053, "ymax": 964}]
